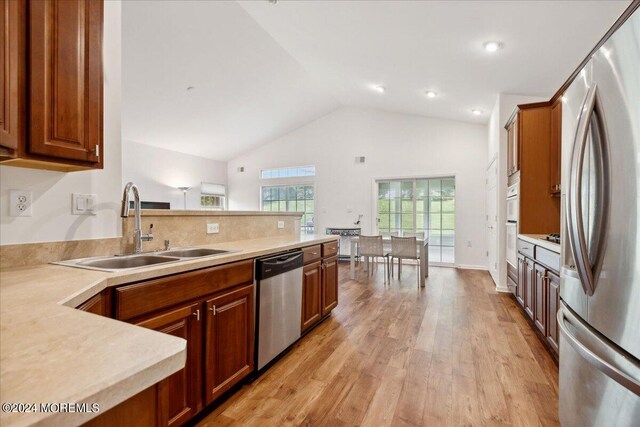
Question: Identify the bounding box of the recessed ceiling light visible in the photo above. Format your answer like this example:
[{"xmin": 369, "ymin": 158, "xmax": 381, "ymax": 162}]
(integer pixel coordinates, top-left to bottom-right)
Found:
[
  {"xmin": 483, "ymin": 41, "xmax": 503, "ymax": 52},
  {"xmin": 372, "ymin": 85, "xmax": 386, "ymax": 94},
  {"xmin": 471, "ymin": 109, "xmax": 483, "ymax": 116},
  {"xmin": 425, "ymin": 90, "xmax": 438, "ymax": 98}
]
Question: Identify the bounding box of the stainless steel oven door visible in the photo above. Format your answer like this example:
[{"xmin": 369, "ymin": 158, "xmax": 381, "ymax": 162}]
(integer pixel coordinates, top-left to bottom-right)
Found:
[{"xmin": 506, "ymin": 197, "xmax": 519, "ymax": 223}]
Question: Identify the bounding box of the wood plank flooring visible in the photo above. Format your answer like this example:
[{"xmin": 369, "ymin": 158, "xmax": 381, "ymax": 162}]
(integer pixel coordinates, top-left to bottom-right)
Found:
[{"xmin": 196, "ymin": 264, "xmax": 559, "ymax": 426}]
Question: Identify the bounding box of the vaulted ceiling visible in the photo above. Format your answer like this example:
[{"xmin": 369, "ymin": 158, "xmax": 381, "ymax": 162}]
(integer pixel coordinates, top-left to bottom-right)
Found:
[{"xmin": 122, "ymin": 0, "xmax": 630, "ymax": 161}]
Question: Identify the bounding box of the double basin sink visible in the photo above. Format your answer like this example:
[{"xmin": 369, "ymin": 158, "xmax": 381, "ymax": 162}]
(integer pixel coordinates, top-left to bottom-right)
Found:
[{"xmin": 55, "ymin": 248, "xmax": 232, "ymax": 272}]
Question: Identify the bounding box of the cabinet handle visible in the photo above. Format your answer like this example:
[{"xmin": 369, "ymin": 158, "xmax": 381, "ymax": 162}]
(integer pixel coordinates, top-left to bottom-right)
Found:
[
  {"xmin": 193, "ymin": 309, "xmax": 200, "ymax": 321},
  {"xmin": 210, "ymin": 305, "xmax": 216, "ymax": 315}
]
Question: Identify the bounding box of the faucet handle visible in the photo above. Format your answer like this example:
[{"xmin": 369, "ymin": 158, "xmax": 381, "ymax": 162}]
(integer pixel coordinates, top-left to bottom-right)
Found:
[
  {"xmin": 142, "ymin": 223, "xmax": 154, "ymax": 242},
  {"xmin": 164, "ymin": 239, "xmax": 170, "ymax": 251}
]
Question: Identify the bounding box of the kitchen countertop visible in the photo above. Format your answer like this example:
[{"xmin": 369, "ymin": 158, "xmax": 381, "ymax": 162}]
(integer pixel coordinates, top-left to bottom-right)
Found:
[
  {"xmin": 0, "ymin": 234, "xmax": 338, "ymax": 427},
  {"xmin": 518, "ymin": 234, "xmax": 561, "ymax": 254}
]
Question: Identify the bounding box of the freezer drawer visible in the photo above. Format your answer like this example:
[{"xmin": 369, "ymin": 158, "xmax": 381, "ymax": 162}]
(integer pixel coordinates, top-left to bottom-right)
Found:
[{"xmin": 558, "ymin": 303, "xmax": 640, "ymax": 427}]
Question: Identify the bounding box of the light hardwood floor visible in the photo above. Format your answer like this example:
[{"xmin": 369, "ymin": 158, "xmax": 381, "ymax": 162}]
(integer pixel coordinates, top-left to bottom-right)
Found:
[{"xmin": 196, "ymin": 264, "xmax": 560, "ymax": 426}]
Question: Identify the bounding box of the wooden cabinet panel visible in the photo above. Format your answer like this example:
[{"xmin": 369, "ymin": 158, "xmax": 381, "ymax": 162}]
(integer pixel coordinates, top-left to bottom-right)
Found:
[
  {"xmin": 546, "ymin": 271, "xmax": 560, "ymax": 354},
  {"xmin": 524, "ymin": 258, "xmax": 534, "ymax": 319},
  {"xmin": 321, "ymin": 255, "xmax": 338, "ymax": 316},
  {"xmin": 83, "ymin": 381, "xmax": 167, "ymax": 427},
  {"xmin": 321, "ymin": 241, "xmax": 338, "ymax": 258},
  {"xmin": 302, "ymin": 245, "xmax": 321, "ymax": 265},
  {"xmin": 28, "ymin": 0, "xmax": 102, "ymax": 164},
  {"xmin": 0, "ymin": 0, "xmax": 25, "ymax": 156},
  {"xmin": 115, "ymin": 260, "xmax": 253, "ymax": 321},
  {"xmin": 302, "ymin": 261, "xmax": 322, "ymax": 332},
  {"xmin": 550, "ymin": 98, "xmax": 562, "ymax": 195},
  {"xmin": 204, "ymin": 284, "xmax": 254, "ymax": 404},
  {"xmin": 506, "ymin": 114, "xmax": 519, "ymax": 176},
  {"xmin": 534, "ymin": 263, "xmax": 547, "ymax": 335},
  {"xmin": 135, "ymin": 303, "xmax": 201, "ymax": 427},
  {"xmin": 516, "ymin": 255, "xmax": 525, "ymax": 308},
  {"xmin": 77, "ymin": 291, "xmax": 110, "ymax": 316}
]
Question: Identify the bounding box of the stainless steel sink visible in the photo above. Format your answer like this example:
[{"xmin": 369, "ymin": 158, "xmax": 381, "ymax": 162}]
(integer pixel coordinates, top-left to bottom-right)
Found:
[
  {"xmin": 53, "ymin": 247, "xmax": 235, "ymax": 272},
  {"xmin": 159, "ymin": 248, "xmax": 230, "ymax": 258},
  {"xmin": 77, "ymin": 255, "xmax": 180, "ymax": 270}
]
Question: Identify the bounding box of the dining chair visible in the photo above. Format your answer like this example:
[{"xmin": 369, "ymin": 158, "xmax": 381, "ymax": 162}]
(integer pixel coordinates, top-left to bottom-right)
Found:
[
  {"xmin": 390, "ymin": 236, "xmax": 420, "ymax": 286},
  {"xmin": 359, "ymin": 235, "xmax": 389, "ymax": 284}
]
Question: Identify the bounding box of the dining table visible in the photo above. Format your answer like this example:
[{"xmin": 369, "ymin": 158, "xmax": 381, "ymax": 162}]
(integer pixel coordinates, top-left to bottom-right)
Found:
[{"xmin": 349, "ymin": 236, "xmax": 429, "ymax": 287}]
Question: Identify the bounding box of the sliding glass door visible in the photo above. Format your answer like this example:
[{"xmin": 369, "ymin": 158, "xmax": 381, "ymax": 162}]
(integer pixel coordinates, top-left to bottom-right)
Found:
[{"xmin": 376, "ymin": 177, "xmax": 455, "ymax": 264}]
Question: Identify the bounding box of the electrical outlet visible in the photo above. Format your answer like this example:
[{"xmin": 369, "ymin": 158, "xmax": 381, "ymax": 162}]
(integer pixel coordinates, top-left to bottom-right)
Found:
[
  {"xmin": 207, "ymin": 223, "xmax": 219, "ymax": 234},
  {"xmin": 9, "ymin": 190, "xmax": 33, "ymax": 217},
  {"xmin": 277, "ymin": 221, "xmax": 285, "ymax": 229}
]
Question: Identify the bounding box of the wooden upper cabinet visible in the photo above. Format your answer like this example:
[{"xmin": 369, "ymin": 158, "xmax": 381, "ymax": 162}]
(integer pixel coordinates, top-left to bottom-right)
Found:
[
  {"xmin": 28, "ymin": 0, "xmax": 102, "ymax": 164},
  {"xmin": 549, "ymin": 97, "xmax": 562, "ymax": 195},
  {"xmin": 302, "ymin": 261, "xmax": 322, "ymax": 332},
  {"xmin": 204, "ymin": 284, "xmax": 254, "ymax": 405},
  {"xmin": 0, "ymin": 0, "xmax": 26, "ymax": 156},
  {"xmin": 506, "ymin": 113, "xmax": 519, "ymax": 176},
  {"xmin": 136, "ymin": 303, "xmax": 201, "ymax": 427},
  {"xmin": 321, "ymin": 255, "xmax": 338, "ymax": 316}
]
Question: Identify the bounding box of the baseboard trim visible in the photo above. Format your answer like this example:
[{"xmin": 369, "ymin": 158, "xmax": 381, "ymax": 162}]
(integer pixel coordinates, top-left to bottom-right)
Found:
[
  {"xmin": 455, "ymin": 264, "xmax": 488, "ymax": 271},
  {"xmin": 495, "ymin": 285, "xmax": 511, "ymax": 293}
]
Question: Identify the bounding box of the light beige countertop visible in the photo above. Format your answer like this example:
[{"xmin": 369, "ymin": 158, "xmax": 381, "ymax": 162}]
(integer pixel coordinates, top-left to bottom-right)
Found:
[
  {"xmin": 518, "ymin": 234, "xmax": 561, "ymax": 254},
  {"xmin": 0, "ymin": 234, "xmax": 338, "ymax": 427}
]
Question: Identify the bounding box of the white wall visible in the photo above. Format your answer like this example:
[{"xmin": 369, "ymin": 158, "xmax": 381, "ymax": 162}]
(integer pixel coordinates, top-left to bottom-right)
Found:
[
  {"xmin": 122, "ymin": 141, "xmax": 227, "ymax": 210},
  {"xmin": 228, "ymin": 107, "xmax": 488, "ymax": 268},
  {"xmin": 487, "ymin": 93, "xmax": 547, "ymax": 291},
  {"xmin": 0, "ymin": 1, "xmax": 122, "ymax": 245}
]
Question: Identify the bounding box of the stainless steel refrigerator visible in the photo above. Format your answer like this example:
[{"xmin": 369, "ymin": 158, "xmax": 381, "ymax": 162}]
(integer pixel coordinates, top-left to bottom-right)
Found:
[{"xmin": 558, "ymin": 8, "xmax": 640, "ymax": 427}]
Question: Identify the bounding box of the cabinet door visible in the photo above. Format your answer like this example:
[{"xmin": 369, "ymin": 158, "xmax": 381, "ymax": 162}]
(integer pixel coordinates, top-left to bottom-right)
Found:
[
  {"xmin": 534, "ymin": 263, "xmax": 547, "ymax": 335},
  {"xmin": 524, "ymin": 258, "xmax": 534, "ymax": 319},
  {"xmin": 204, "ymin": 284, "xmax": 254, "ymax": 404},
  {"xmin": 546, "ymin": 271, "xmax": 560, "ymax": 354},
  {"xmin": 321, "ymin": 255, "xmax": 338, "ymax": 316},
  {"xmin": 136, "ymin": 303, "xmax": 201, "ymax": 427},
  {"xmin": 507, "ymin": 115, "xmax": 520, "ymax": 176},
  {"xmin": 549, "ymin": 98, "xmax": 562, "ymax": 195},
  {"xmin": 77, "ymin": 291, "xmax": 109, "ymax": 316},
  {"xmin": 302, "ymin": 261, "xmax": 322, "ymax": 332},
  {"xmin": 516, "ymin": 255, "xmax": 526, "ymax": 308},
  {"xmin": 28, "ymin": 0, "xmax": 102, "ymax": 164},
  {"xmin": 0, "ymin": 0, "xmax": 25, "ymax": 155}
]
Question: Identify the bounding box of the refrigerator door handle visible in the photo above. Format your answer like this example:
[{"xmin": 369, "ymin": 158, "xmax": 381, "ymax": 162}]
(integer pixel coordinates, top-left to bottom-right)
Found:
[
  {"xmin": 566, "ymin": 83, "xmax": 610, "ymax": 296},
  {"xmin": 558, "ymin": 303, "xmax": 640, "ymax": 396}
]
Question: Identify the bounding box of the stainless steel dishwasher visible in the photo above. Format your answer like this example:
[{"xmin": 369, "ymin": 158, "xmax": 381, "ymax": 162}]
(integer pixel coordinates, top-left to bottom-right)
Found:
[{"xmin": 255, "ymin": 250, "xmax": 304, "ymax": 370}]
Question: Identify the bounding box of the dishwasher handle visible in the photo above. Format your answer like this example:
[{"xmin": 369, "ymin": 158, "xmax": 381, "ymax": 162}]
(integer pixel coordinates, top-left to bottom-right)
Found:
[{"xmin": 257, "ymin": 251, "xmax": 303, "ymax": 280}]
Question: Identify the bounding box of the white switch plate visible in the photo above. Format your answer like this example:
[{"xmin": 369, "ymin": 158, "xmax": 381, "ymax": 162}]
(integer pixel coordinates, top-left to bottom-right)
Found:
[
  {"xmin": 207, "ymin": 223, "xmax": 219, "ymax": 234},
  {"xmin": 72, "ymin": 193, "xmax": 97, "ymax": 215},
  {"xmin": 277, "ymin": 221, "xmax": 285, "ymax": 229},
  {"xmin": 9, "ymin": 190, "xmax": 33, "ymax": 217}
]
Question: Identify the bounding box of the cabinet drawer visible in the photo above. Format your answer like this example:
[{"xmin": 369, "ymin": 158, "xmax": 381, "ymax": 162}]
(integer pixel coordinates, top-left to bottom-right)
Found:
[
  {"xmin": 517, "ymin": 239, "xmax": 535, "ymax": 258},
  {"xmin": 322, "ymin": 241, "xmax": 339, "ymax": 258},
  {"xmin": 302, "ymin": 245, "xmax": 322, "ymax": 264},
  {"xmin": 115, "ymin": 260, "xmax": 253, "ymax": 321},
  {"xmin": 536, "ymin": 246, "xmax": 560, "ymax": 273}
]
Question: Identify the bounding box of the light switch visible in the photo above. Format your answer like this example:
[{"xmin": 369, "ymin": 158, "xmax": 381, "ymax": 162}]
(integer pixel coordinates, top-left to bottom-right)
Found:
[{"xmin": 72, "ymin": 193, "xmax": 97, "ymax": 215}]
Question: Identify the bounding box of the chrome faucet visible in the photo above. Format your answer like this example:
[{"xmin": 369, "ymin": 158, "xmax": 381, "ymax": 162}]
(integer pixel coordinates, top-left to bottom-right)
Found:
[{"xmin": 121, "ymin": 182, "xmax": 154, "ymax": 253}]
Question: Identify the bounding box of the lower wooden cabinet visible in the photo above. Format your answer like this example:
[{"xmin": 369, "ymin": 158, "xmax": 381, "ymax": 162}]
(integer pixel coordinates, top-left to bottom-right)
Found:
[
  {"xmin": 302, "ymin": 261, "xmax": 322, "ymax": 332},
  {"xmin": 135, "ymin": 303, "xmax": 201, "ymax": 427},
  {"xmin": 77, "ymin": 291, "xmax": 110, "ymax": 316},
  {"xmin": 204, "ymin": 284, "xmax": 254, "ymax": 404},
  {"xmin": 321, "ymin": 255, "xmax": 339, "ymax": 316},
  {"xmin": 516, "ymin": 255, "xmax": 525, "ymax": 308},
  {"xmin": 546, "ymin": 271, "xmax": 560, "ymax": 353},
  {"xmin": 524, "ymin": 258, "xmax": 534, "ymax": 319},
  {"xmin": 534, "ymin": 264, "xmax": 546, "ymax": 335}
]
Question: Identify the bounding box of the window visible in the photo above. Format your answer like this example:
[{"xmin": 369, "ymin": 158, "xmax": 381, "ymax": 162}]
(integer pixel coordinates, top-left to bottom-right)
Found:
[
  {"xmin": 201, "ymin": 182, "xmax": 225, "ymax": 210},
  {"xmin": 376, "ymin": 177, "xmax": 455, "ymax": 264},
  {"xmin": 260, "ymin": 166, "xmax": 316, "ymax": 179},
  {"xmin": 261, "ymin": 185, "xmax": 315, "ymax": 234}
]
